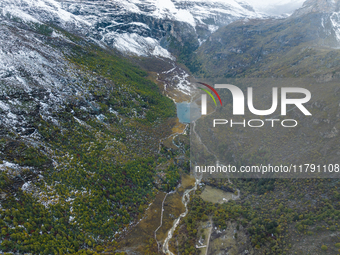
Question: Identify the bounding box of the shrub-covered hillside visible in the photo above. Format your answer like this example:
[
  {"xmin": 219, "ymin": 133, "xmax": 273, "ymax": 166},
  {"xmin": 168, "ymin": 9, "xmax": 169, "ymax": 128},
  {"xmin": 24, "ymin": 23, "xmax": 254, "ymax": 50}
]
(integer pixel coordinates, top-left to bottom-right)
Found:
[{"xmin": 0, "ymin": 17, "xmax": 176, "ymax": 254}]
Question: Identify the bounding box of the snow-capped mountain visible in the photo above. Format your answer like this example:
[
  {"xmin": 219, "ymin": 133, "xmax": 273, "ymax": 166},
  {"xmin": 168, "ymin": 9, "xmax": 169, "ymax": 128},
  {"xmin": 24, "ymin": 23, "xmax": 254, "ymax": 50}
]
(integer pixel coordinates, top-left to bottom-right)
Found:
[
  {"xmin": 1, "ymin": 0, "xmax": 263, "ymax": 59},
  {"xmin": 2, "ymin": 1, "xmax": 340, "ymax": 254}
]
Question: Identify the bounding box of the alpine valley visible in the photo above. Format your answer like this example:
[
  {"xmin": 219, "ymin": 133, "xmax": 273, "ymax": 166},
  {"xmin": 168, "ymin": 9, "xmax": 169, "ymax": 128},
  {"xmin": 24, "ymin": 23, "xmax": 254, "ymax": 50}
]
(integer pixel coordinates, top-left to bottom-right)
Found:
[{"xmin": 0, "ymin": 0, "xmax": 340, "ymax": 255}]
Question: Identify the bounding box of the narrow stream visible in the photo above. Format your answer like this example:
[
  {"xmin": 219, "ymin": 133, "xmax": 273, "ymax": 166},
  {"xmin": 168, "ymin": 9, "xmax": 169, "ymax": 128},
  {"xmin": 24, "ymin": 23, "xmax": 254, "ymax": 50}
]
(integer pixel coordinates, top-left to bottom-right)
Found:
[
  {"xmin": 162, "ymin": 177, "xmax": 201, "ymax": 255},
  {"xmin": 161, "ymin": 115, "xmax": 240, "ymax": 254},
  {"xmin": 160, "ymin": 82, "xmax": 211, "ymax": 254}
]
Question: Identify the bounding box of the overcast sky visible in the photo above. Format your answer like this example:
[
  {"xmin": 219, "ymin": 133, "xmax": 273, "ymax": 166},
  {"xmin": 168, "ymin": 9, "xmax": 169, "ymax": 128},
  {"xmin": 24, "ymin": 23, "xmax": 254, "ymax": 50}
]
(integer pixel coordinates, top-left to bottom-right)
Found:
[{"xmin": 245, "ymin": 0, "xmax": 306, "ymax": 15}]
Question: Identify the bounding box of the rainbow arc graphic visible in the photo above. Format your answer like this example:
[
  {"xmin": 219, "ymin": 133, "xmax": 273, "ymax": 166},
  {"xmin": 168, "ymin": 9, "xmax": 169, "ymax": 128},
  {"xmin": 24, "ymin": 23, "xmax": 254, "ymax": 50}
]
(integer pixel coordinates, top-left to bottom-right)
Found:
[{"xmin": 198, "ymin": 82, "xmax": 222, "ymax": 115}]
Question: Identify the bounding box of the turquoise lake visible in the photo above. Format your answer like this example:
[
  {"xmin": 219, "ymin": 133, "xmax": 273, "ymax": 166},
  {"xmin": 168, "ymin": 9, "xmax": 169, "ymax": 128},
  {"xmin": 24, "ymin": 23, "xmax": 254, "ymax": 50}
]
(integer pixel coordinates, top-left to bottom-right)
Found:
[{"xmin": 176, "ymin": 102, "xmax": 201, "ymax": 123}]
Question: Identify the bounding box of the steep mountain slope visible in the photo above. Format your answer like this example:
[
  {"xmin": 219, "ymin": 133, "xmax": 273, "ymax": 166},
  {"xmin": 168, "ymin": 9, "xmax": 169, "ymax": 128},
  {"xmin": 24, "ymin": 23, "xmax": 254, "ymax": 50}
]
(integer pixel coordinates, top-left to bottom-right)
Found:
[
  {"xmin": 62, "ymin": 0, "xmax": 262, "ymax": 58},
  {"xmin": 2, "ymin": 1, "xmax": 322, "ymax": 254},
  {"xmin": 0, "ymin": 0, "xmax": 267, "ymax": 106},
  {"xmin": 177, "ymin": 1, "xmax": 340, "ymax": 255},
  {"xmin": 0, "ymin": 11, "xmax": 182, "ymax": 254},
  {"xmin": 1, "ymin": 0, "xmax": 263, "ymax": 60},
  {"xmin": 293, "ymin": 0, "xmax": 340, "ymax": 16},
  {"xmin": 195, "ymin": 0, "xmax": 340, "ymax": 79}
]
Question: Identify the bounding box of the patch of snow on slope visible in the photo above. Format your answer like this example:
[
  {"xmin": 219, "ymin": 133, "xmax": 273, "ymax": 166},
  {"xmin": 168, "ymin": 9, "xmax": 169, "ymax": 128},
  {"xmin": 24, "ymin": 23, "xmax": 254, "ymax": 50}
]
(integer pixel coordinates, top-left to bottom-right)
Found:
[
  {"xmin": 112, "ymin": 32, "xmax": 174, "ymax": 59},
  {"xmin": 208, "ymin": 25, "xmax": 219, "ymax": 33},
  {"xmin": 0, "ymin": 0, "xmax": 91, "ymax": 28},
  {"xmin": 155, "ymin": 0, "xmax": 177, "ymax": 12},
  {"xmin": 2, "ymin": 6, "xmax": 41, "ymax": 24},
  {"xmin": 0, "ymin": 161, "xmax": 21, "ymax": 171},
  {"xmin": 175, "ymin": 9, "xmax": 196, "ymax": 27},
  {"xmin": 153, "ymin": 45, "xmax": 175, "ymax": 60},
  {"xmin": 115, "ymin": 0, "xmax": 141, "ymax": 14},
  {"xmin": 22, "ymin": 181, "xmax": 32, "ymax": 192},
  {"xmin": 153, "ymin": 0, "xmax": 196, "ymax": 26},
  {"xmin": 330, "ymin": 12, "xmax": 340, "ymax": 42},
  {"xmin": 161, "ymin": 65, "xmax": 191, "ymax": 95},
  {"xmin": 0, "ymin": 101, "xmax": 10, "ymax": 111},
  {"xmin": 129, "ymin": 22, "xmax": 150, "ymax": 29},
  {"xmin": 174, "ymin": 72, "xmax": 191, "ymax": 95}
]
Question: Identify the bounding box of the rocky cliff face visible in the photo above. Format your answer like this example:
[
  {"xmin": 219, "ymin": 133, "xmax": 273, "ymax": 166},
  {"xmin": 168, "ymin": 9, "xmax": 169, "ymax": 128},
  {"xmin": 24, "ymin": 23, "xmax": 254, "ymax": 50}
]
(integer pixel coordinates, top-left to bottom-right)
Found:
[
  {"xmin": 1, "ymin": 0, "xmax": 263, "ymax": 60},
  {"xmin": 0, "ymin": 0, "xmax": 266, "ymax": 129},
  {"xmin": 0, "ymin": 0, "xmax": 260, "ymax": 135}
]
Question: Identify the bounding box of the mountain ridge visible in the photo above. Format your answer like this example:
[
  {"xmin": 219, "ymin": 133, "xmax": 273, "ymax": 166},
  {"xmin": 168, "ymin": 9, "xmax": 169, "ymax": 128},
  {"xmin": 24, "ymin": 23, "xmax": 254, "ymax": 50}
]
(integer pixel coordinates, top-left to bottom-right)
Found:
[
  {"xmin": 1, "ymin": 0, "xmax": 264, "ymax": 60},
  {"xmin": 293, "ymin": 0, "xmax": 340, "ymax": 16},
  {"xmin": 193, "ymin": 0, "xmax": 340, "ymax": 79}
]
